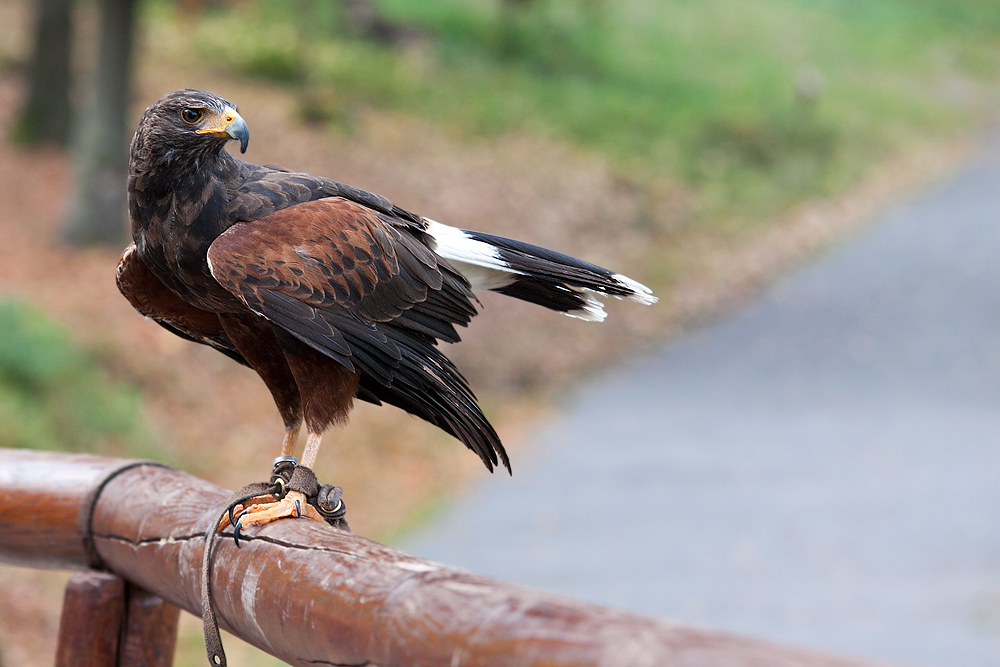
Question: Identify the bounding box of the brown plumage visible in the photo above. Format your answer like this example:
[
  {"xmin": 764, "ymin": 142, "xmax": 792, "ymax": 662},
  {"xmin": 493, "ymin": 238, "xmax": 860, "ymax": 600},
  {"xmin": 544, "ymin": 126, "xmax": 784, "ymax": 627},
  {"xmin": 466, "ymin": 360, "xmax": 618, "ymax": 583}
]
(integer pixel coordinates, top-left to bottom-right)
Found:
[{"xmin": 119, "ymin": 89, "xmax": 656, "ymax": 530}]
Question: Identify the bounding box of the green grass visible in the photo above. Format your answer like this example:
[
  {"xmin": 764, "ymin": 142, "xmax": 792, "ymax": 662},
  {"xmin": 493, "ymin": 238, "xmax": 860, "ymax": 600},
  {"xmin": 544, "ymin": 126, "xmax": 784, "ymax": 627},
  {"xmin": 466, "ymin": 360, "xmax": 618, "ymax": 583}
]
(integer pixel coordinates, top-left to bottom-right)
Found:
[
  {"xmin": 0, "ymin": 299, "xmax": 155, "ymax": 457},
  {"xmin": 163, "ymin": 0, "xmax": 1000, "ymax": 228}
]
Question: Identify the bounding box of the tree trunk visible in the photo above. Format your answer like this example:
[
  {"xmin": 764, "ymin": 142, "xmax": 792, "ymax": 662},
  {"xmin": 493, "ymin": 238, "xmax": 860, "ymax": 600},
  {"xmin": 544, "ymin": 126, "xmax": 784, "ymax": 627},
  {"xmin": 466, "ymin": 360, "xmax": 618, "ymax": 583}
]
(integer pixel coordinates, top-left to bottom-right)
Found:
[
  {"xmin": 65, "ymin": 0, "xmax": 136, "ymax": 246},
  {"xmin": 340, "ymin": 0, "xmax": 421, "ymax": 44},
  {"xmin": 14, "ymin": 0, "xmax": 73, "ymax": 146}
]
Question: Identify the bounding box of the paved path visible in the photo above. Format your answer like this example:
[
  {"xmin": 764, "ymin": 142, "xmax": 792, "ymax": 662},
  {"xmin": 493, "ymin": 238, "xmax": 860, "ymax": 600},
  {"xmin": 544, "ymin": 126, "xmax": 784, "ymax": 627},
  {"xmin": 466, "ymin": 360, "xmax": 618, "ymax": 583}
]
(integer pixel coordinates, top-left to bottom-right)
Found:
[{"xmin": 405, "ymin": 141, "xmax": 1000, "ymax": 666}]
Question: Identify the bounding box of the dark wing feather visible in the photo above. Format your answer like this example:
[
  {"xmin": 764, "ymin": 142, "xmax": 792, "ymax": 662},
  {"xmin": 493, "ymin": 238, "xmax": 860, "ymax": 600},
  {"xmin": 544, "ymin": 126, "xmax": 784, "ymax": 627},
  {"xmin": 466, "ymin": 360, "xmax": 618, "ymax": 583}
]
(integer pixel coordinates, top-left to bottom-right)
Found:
[
  {"xmin": 116, "ymin": 244, "xmax": 248, "ymax": 367},
  {"xmin": 229, "ymin": 162, "xmax": 425, "ymax": 228},
  {"xmin": 207, "ymin": 197, "xmax": 507, "ymax": 472}
]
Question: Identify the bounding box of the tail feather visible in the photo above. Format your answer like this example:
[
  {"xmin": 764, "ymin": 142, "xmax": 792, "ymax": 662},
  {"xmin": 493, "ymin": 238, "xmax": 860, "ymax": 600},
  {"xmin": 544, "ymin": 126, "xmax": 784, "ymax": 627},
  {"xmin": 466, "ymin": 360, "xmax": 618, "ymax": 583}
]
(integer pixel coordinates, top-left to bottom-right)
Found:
[{"xmin": 424, "ymin": 219, "xmax": 656, "ymax": 320}]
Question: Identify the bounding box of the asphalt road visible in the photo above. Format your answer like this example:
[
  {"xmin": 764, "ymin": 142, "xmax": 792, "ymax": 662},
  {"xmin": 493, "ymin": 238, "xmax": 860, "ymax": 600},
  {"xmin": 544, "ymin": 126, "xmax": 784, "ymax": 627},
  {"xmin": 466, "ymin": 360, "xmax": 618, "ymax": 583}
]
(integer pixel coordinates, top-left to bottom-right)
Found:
[{"xmin": 405, "ymin": 140, "xmax": 1000, "ymax": 666}]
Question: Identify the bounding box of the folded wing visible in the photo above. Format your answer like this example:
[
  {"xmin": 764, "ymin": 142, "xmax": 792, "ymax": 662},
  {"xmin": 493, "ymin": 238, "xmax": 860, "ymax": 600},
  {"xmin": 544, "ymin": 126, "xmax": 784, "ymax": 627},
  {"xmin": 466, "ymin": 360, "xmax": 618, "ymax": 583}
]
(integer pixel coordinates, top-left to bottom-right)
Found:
[{"xmin": 206, "ymin": 197, "xmax": 508, "ymax": 472}]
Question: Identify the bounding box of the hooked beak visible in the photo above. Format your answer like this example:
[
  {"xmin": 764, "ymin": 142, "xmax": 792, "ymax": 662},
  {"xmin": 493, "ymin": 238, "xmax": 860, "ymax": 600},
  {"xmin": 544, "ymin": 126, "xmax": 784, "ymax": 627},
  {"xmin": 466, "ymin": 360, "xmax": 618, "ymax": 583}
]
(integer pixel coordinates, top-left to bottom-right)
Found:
[
  {"xmin": 225, "ymin": 112, "xmax": 249, "ymax": 154},
  {"xmin": 195, "ymin": 105, "xmax": 250, "ymax": 154}
]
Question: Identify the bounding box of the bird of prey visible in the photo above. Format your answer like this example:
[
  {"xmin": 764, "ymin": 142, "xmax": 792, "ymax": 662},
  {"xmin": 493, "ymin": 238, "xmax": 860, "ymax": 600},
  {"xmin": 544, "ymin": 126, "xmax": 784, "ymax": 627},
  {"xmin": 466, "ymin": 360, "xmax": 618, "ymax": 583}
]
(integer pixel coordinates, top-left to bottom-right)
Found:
[{"xmin": 118, "ymin": 89, "xmax": 656, "ymax": 531}]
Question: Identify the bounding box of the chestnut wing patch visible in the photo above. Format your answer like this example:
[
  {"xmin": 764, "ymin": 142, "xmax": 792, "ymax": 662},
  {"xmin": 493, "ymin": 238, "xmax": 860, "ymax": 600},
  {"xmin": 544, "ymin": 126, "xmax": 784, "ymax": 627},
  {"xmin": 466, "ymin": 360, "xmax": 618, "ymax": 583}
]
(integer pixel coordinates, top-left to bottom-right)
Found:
[
  {"xmin": 116, "ymin": 244, "xmax": 248, "ymax": 367},
  {"xmin": 207, "ymin": 197, "xmax": 474, "ymax": 370}
]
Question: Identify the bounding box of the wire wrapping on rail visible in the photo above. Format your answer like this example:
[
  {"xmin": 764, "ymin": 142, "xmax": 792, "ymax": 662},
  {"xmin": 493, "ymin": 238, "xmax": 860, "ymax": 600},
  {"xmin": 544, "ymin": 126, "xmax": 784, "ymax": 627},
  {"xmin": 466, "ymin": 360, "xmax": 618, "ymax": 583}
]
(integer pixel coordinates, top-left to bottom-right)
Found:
[
  {"xmin": 78, "ymin": 460, "xmax": 171, "ymax": 571},
  {"xmin": 201, "ymin": 461, "xmax": 350, "ymax": 667}
]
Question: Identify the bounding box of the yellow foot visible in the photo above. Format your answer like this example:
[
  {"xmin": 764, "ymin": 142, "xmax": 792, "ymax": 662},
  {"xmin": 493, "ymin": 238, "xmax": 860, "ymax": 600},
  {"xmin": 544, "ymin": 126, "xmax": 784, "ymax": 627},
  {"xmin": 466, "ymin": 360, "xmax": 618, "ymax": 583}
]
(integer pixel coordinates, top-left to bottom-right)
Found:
[{"xmin": 218, "ymin": 490, "xmax": 326, "ymax": 539}]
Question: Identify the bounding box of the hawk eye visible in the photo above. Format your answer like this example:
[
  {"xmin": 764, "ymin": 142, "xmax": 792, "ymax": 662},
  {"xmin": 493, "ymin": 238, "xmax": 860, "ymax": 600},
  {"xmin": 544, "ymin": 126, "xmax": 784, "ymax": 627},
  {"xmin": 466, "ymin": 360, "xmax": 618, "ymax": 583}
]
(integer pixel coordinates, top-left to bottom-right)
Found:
[{"xmin": 181, "ymin": 107, "xmax": 204, "ymax": 124}]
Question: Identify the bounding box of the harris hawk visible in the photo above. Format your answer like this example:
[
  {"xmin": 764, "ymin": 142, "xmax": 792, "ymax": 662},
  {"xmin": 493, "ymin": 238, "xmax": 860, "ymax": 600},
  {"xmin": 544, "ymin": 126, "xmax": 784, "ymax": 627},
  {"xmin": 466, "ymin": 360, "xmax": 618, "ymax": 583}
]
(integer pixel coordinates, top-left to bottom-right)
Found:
[{"xmin": 118, "ymin": 89, "xmax": 656, "ymax": 532}]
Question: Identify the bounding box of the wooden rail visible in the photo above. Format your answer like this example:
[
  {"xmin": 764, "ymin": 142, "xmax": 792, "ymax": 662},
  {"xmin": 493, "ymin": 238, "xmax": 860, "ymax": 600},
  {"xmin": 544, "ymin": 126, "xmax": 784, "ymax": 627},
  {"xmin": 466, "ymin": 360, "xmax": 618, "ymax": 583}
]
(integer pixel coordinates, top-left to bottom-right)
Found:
[{"xmin": 0, "ymin": 448, "xmax": 891, "ymax": 667}]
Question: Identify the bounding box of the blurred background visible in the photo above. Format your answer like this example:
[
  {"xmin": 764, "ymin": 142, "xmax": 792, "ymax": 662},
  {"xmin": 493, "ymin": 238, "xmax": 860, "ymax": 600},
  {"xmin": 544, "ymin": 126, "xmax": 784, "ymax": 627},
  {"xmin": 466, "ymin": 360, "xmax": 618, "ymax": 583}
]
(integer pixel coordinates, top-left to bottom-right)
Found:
[{"xmin": 0, "ymin": 0, "xmax": 998, "ymax": 665}]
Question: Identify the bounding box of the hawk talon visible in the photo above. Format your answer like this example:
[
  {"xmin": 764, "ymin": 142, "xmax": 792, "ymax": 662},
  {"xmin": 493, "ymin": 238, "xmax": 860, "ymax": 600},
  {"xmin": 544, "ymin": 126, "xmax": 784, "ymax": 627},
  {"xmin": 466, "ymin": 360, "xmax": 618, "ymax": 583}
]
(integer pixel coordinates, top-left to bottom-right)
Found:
[
  {"xmin": 295, "ymin": 499, "xmax": 302, "ymax": 517},
  {"xmin": 233, "ymin": 508, "xmax": 251, "ymax": 548}
]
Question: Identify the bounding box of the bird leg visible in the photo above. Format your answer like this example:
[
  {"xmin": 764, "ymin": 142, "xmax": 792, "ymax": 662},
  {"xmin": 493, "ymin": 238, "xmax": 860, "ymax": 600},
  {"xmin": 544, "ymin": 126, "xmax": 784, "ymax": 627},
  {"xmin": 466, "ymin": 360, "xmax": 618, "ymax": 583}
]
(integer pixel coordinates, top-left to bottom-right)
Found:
[
  {"xmin": 280, "ymin": 424, "xmax": 300, "ymax": 458},
  {"xmin": 300, "ymin": 431, "xmax": 323, "ymax": 468},
  {"xmin": 219, "ymin": 431, "xmax": 327, "ymax": 535}
]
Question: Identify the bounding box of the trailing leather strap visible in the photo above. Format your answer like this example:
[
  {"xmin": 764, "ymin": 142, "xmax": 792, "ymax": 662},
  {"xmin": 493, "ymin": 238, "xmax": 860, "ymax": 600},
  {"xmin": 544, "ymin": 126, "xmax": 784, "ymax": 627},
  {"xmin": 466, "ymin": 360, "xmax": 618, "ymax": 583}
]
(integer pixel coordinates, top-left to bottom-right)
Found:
[
  {"xmin": 201, "ymin": 480, "xmax": 273, "ymax": 667},
  {"xmin": 201, "ymin": 463, "xmax": 349, "ymax": 667}
]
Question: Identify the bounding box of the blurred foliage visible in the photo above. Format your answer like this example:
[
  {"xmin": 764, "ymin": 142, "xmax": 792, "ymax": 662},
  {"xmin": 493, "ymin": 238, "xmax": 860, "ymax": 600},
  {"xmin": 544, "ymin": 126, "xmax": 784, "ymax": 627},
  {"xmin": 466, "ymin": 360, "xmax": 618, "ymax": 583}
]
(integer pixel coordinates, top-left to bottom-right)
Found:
[
  {"xmin": 149, "ymin": 0, "xmax": 1000, "ymax": 226},
  {"xmin": 0, "ymin": 299, "xmax": 154, "ymax": 457}
]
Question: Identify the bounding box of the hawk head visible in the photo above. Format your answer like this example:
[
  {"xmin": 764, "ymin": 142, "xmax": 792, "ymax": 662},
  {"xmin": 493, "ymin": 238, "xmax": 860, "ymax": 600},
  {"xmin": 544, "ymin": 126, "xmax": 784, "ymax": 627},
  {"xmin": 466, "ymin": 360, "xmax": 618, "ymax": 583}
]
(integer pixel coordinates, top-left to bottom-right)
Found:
[{"xmin": 131, "ymin": 89, "xmax": 249, "ymax": 169}]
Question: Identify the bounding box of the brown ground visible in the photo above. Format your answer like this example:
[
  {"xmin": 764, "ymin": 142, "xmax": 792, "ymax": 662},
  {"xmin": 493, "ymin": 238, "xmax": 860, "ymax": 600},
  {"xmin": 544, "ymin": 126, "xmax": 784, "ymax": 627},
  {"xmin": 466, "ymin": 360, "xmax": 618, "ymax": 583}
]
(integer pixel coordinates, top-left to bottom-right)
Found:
[{"xmin": 0, "ymin": 1, "xmax": 976, "ymax": 665}]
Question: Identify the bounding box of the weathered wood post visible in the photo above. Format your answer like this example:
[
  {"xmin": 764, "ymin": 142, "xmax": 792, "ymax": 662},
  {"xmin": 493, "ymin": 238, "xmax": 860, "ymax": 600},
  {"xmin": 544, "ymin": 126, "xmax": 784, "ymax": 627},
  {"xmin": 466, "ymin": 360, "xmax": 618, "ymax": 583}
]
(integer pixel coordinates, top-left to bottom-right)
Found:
[
  {"xmin": 55, "ymin": 571, "xmax": 125, "ymax": 667},
  {"xmin": 53, "ymin": 571, "xmax": 180, "ymax": 667},
  {"xmin": 119, "ymin": 584, "xmax": 181, "ymax": 667}
]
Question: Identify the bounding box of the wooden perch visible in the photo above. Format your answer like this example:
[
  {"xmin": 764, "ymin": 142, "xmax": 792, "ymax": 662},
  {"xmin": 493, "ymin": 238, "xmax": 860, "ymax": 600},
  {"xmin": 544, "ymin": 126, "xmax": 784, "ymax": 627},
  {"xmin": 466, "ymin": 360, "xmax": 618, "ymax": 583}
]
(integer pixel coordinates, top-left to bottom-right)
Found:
[{"xmin": 0, "ymin": 448, "xmax": 890, "ymax": 667}]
